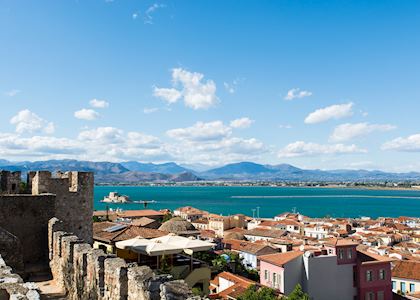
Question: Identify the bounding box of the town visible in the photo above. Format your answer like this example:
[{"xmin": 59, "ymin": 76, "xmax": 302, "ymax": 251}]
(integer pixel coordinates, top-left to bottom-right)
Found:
[{"xmin": 0, "ymin": 170, "xmax": 419, "ymax": 300}]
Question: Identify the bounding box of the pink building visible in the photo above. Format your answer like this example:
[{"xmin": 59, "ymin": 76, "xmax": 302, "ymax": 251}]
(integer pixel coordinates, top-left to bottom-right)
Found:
[
  {"xmin": 259, "ymin": 251, "xmax": 303, "ymax": 294},
  {"xmin": 258, "ymin": 238, "xmax": 393, "ymax": 300}
]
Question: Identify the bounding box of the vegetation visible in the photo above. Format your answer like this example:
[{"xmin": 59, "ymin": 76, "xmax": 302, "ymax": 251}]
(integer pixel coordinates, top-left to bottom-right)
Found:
[
  {"xmin": 237, "ymin": 284, "xmax": 310, "ymax": 300},
  {"xmin": 286, "ymin": 284, "xmax": 310, "ymax": 300},
  {"xmin": 162, "ymin": 213, "xmax": 173, "ymax": 223},
  {"xmin": 237, "ymin": 285, "xmax": 278, "ymax": 300}
]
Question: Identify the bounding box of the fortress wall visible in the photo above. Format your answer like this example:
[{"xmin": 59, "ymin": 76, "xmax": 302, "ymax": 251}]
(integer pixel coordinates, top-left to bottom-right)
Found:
[
  {"xmin": 32, "ymin": 171, "xmax": 94, "ymax": 244},
  {"xmin": 48, "ymin": 218, "xmax": 200, "ymax": 300},
  {"xmin": 0, "ymin": 194, "xmax": 56, "ymax": 267}
]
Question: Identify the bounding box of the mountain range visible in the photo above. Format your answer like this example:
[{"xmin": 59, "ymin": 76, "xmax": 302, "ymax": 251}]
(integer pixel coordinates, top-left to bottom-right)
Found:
[{"xmin": 0, "ymin": 159, "xmax": 419, "ymax": 183}]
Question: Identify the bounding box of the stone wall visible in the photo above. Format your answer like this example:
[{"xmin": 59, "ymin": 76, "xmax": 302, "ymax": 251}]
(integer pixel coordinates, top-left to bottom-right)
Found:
[
  {"xmin": 32, "ymin": 171, "xmax": 94, "ymax": 244},
  {"xmin": 49, "ymin": 218, "xmax": 204, "ymax": 300},
  {"xmin": 0, "ymin": 170, "xmax": 94, "ymax": 273},
  {"xmin": 0, "ymin": 171, "xmax": 21, "ymax": 194},
  {"xmin": 0, "ymin": 227, "xmax": 24, "ymax": 276},
  {"xmin": 0, "ymin": 194, "xmax": 56, "ymax": 269},
  {"xmin": 0, "ymin": 254, "xmax": 40, "ymax": 300}
]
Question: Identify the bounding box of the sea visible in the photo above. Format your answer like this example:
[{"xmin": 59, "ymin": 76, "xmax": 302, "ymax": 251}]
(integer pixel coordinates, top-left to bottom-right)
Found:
[{"xmin": 94, "ymin": 186, "xmax": 420, "ymax": 219}]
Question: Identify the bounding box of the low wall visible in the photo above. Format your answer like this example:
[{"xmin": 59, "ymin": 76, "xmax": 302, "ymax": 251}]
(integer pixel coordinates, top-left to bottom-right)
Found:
[
  {"xmin": 0, "ymin": 254, "xmax": 40, "ymax": 299},
  {"xmin": 49, "ymin": 218, "xmax": 205, "ymax": 300}
]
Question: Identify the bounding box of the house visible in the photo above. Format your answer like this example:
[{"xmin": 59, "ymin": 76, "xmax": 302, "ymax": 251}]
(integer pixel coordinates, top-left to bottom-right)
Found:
[
  {"xmin": 392, "ymin": 260, "xmax": 420, "ymax": 296},
  {"xmin": 192, "ymin": 218, "xmax": 210, "ymax": 230},
  {"xmin": 174, "ymin": 206, "xmax": 208, "ymax": 222},
  {"xmin": 222, "ymin": 239, "xmax": 278, "ymax": 270},
  {"xmin": 94, "ymin": 209, "xmax": 165, "ymax": 222},
  {"xmin": 258, "ymin": 238, "xmax": 393, "ymax": 300},
  {"xmin": 259, "ymin": 251, "xmax": 303, "ymax": 294},
  {"xmin": 208, "ymin": 214, "xmax": 246, "ymax": 237},
  {"xmin": 131, "ymin": 217, "xmax": 161, "ymax": 229},
  {"xmin": 304, "ymin": 224, "xmax": 331, "ymax": 239},
  {"xmin": 244, "ymin": 228, "xmax": 286, "ymax": 242},
  {"xmin": 209, "ymin": 271, "xmax": 256, "ymax": 299}
]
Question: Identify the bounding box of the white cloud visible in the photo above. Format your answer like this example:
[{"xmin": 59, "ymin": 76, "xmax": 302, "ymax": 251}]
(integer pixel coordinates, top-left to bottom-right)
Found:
[
  {"xmin": 330, "ymin": 122, "xmax": 396, "ymax": 142},
  {"xmin": 153, "ymin": 87, "xmax": 182, "ymax": 104},
  {"xmin": 167, "ymin": 121, "xmax": 231, "ymax": 142},
  {"xmin": 223, "ymin": 79, "xmax": 241, "ymax": 94},
  {"xmin": 304, "ymin": 102, "xmax": 354, "ymax": 124},
  {"xmin": 132, "ymin": 12, "xmax": 138, "ymax": 19},
  {"xmin": 382, "ymin": 134, "xmax": 420, "ymax": 152},
  {"xmin": 230, "ymin": 117, "xmax": 254, "ymax": 129},
  {"xmin": 154, "ymin": 68, "xmax": 218, "ymax": 110},
  {"xmin": 284, "ymin": 88, "xmax": 312, "ymax": 100},
  {"xmin": 74, "ymin": 109, "xmax": 99, "ymax": 121},
  {"xmin": 279, "ymin": 124, "xmax": 292, "ymax": 129},
  {"xmin": 143, "ymin": 3, "xmax": 165, "ymax": 24},
  {"xmin": 90, "ymin": 99, "xmax": 109, "ymax": 108},
  {"xmin": 4, "ymin": 89, "xmax": 20, "ymax": 97},
  {"xmin": 10, "ymin": 109, "xmax": 55, "ymax": 134},
  {"xmin": 143, "ymin": 107, "xmax": 159, "ymax": 114},
  {"xmin": 278, "ymin": 141, "xmax": 366, "ymax": 158}
]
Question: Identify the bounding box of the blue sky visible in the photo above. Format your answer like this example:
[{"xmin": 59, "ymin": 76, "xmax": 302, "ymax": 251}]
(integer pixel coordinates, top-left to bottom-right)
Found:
[{"xmin": 1, "ymin": 0, "xmax": 420, "ymax": 171}]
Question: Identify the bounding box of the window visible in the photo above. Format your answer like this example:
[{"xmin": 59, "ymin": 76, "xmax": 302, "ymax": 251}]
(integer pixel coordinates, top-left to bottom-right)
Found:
[
  {"xmin": 379, "ymin": 269, "xmax": 385, "ymax": 280},
  {"xmin": 366, "ymin": 270, "xmax": 373, "ymax": 282},
  {"xmin": 264, "ymin": 270, "xmax": 268, "ymax": 281},
  {"xmin": 365, "ymin": 292, "xmax": 374, "ymax": 300},
  {"xmin": 273, "ymin": 273, "xmax": 277, "ymax": 287},
  {"xmin": 377, "ymin": 291, "xmax": 384, "ymax": 300},
  {"xmin": 401, "ymin": 282, "xmax": 406, "ymax": 293},
  {"xmin": 348, "ymin": 248, "xmax": 353, "ymax": 259},
  {"xmin": 392, "ymin": 281, "xmax": 396, "ymax": 291},
  {"xmin": 338, "ymin": 249, "xmax": 344, "ymax": 259},
  {"xmin": 410, "ymin": 283, "xmax": 415, "ymax": 293}
]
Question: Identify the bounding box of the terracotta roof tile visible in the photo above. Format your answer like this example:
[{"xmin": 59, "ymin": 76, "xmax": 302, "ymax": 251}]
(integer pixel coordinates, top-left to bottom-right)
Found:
[{"xmin": 392, "ymin": 260, "xmax": 420, "ymax": 281}]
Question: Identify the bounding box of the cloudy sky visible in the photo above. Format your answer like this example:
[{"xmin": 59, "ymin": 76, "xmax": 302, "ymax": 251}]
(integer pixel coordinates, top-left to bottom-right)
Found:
[{"xmin": 1, "ymin": 1, "xmax": 420, "ymax": 171}]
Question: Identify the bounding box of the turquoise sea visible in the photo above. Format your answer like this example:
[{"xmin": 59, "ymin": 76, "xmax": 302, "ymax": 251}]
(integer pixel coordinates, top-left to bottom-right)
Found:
[{"xmin": 94, "ymin": 186, "xmax": 420, "ymax": 218}]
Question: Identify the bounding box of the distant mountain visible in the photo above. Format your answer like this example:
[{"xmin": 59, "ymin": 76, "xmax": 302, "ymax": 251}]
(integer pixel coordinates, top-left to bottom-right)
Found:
[
  {"xmin": 202, "ymin": 162, "xmax": 275, "ymax": 179},
  {"xmin": 1, "ymin": 159, "xmax": 420, "ymax": 183},
  {"xmin": 95, "ymin": 171, "xmax": 201, "ymax": 183},
  {"xmin": 0, "ymin": 159, "xmax": 129, "ymax": 175},
  {"xmin": 0, "ymin": 159, "xmax": 200, "ymax": 183},
  {"xmin": 201, "ymin": 162, "xmax": 420, "ymax": 182},
  {"xmin": 121, "ymin": 161, "xmax": 192, "ymax": 174}
]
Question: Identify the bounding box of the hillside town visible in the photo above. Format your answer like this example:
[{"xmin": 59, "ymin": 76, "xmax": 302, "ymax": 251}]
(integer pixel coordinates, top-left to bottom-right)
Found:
[{"xmin": 92, "ymin": 205, "xmax": 420, "ymax": 300}]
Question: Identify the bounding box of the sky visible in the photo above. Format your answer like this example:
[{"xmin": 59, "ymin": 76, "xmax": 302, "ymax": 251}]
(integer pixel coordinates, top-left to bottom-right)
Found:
[{"xmin": 0, "ymin": 0, "xmax": 420, "ymax": 171}]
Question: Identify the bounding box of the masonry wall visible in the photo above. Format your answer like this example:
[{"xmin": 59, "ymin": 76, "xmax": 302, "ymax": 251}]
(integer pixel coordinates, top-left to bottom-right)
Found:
[
  {"xmin": 32, "ymin": 171, "xmax": 94, "ymax": 244},
  {"xmin": 48, "ymin": 218, "xmax": 202, "ymax": 300},
  {"xmin": 0, "ymin": 194, "xmax": 56, "ymax": 268},
  {"xmin": 0, "ymin": 254, "xmax": 40, "ymax": 300}
]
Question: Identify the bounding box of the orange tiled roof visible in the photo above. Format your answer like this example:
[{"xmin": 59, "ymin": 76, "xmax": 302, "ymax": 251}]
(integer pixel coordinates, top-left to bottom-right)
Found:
[
  {"xmin": 392, "ymin": 260, "xmax": 420, "ymax": 281},
  {"xmin": 259, "ymin": 251, "xmax": 303, "ymax": 267}
]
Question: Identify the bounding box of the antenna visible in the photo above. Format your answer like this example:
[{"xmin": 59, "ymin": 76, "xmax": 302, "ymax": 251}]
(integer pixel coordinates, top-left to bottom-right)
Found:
[{"xmin": 252, "ymin": 209, "xmax": 256, "ymax": 219}]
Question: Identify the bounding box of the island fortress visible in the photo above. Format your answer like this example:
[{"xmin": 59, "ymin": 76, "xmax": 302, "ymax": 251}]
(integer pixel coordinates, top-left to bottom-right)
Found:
[{"xmin": 0, "ymin": 170, "xmax": 199, "ymax": 299}]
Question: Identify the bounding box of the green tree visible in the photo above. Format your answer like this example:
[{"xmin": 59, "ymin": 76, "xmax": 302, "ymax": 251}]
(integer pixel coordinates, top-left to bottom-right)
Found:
[
  {"xmin": 162, "ymin": 213, "xmax": 173, "ymax": 223},
  {"xmin": 287, "ymin": 284, "xmax": 310, "ymax": 300},
  {"xmin": 237, "ymin": 285, "xmax": 278, "ymax": 300}
]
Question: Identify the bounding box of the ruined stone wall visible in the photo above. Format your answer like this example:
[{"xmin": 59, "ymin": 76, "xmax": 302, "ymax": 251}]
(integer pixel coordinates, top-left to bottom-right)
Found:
[
  {"xmin": 0, "ymin": 194, "xmax": 56, "ymax": 268},
  {"xmin": 49, "ymin": 218, "xmax": 203, "ymax": 300},
  {"xmin": 32, "ymin": 171, "xmax": 94, "ymax": 244},
  {"xmin": 0, "ymin": 254, "xmax": 40, "ymax": 300}
]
